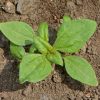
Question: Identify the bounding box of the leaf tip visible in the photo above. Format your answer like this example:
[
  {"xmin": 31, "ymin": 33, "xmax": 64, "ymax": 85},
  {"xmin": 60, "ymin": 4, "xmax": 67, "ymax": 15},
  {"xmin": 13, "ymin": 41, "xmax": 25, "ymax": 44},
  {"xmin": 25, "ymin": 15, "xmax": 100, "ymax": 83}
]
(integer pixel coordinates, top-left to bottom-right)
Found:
[
  {"xmin": 93, "ymin": 79, "xmax": 99, "ymax": 86},
  {"xmin": 63, "ymin": 15, "xmax": 71, "ymax": 22}
]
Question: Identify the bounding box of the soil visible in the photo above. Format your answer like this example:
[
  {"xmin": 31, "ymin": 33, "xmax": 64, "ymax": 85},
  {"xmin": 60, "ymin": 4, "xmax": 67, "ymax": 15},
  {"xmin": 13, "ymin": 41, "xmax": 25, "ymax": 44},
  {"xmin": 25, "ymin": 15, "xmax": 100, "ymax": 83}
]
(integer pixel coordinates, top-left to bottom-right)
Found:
[{"xmin": 0, "ymin": 0, "xmax": 100, "ymax": 100}]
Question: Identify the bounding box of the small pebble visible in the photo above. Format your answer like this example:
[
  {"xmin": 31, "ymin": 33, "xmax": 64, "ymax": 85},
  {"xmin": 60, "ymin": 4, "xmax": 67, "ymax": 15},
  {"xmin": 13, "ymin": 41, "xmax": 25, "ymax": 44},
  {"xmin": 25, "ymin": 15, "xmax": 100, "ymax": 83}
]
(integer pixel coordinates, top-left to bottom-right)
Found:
[
  {"xmin": 93, "ymin": 95, "xmax": 98, "ymax": 100},
  {"xmin": 67, "ymin": 1, "xmax": 76, "ymax": 10},
  {"xmin": 52, "ymin": 69, "xmax": 65, "ymax": 83},
  {"xmin": 85, "ymin": 93, "xmax": 91, "ymax": 98},
  {"xmin": 75, "ymin": 0, "xmax": 83, "ymax": 5},
  {"xmin": 16, "ymin": 0, "xmax": 23, "ymax": 14},
  {"xmin": 22, "ymin": 85, "xmax": 32, "ymax": 96},
  {"xmin": 79, "ymin": 91, "xmax": 84, "ymax": 97},
  {"xmin": 40, "ymin": 94, "xmax": 49, "ymax": 100},
  {"xmin": 2, "ymin": 1, "xmax": 15, "ymax": 14}
]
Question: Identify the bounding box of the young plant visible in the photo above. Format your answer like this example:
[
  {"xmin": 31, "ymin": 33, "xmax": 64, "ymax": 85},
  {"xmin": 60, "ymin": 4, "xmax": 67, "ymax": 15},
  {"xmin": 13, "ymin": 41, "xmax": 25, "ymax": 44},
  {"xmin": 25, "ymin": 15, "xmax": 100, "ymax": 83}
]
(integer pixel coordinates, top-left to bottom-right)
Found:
[{"xmin": 0, "ymin": 16, "xmax": 98, "ymax": 86}]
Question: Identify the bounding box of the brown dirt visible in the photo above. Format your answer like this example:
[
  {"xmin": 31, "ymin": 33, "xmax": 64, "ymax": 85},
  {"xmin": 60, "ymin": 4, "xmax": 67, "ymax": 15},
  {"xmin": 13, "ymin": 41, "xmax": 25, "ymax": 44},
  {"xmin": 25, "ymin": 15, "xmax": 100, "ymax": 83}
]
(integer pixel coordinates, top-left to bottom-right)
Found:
[{"xmin": 0, "ymin": 0, "xmax": 100, "ymax": 100}]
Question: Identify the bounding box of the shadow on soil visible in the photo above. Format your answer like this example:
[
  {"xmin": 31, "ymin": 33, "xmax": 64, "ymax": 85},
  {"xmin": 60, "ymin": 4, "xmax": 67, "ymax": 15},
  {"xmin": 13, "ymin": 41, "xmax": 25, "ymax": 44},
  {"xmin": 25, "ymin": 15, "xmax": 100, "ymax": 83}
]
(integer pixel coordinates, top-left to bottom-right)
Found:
[
  {"xmin": 0, "ymin": 32, "xmax": 27, "ymax": 92},
  {"xmin": 48, "ymin": 27, "xmax": 57, "ymax": 45},
  {"xmin": 0, "ymin": 61, "xmax": 27, "ymax": 92},
  {"xmin": 64, "ymin": 74, "xmax": 85, "ymax": 91},
  {"xmin": 55, "ymin": 65, "xmax": 85, "ymax": 91}
]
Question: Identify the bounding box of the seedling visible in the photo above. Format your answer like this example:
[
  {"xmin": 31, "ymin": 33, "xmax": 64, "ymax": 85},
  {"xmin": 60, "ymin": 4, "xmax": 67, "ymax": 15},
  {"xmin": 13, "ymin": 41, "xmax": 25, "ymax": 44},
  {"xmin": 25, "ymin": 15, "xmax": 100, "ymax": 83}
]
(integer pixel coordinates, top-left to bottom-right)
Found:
[{"xmin": 0, "ymin": 16, "xmax": 98, "ymax": 86}]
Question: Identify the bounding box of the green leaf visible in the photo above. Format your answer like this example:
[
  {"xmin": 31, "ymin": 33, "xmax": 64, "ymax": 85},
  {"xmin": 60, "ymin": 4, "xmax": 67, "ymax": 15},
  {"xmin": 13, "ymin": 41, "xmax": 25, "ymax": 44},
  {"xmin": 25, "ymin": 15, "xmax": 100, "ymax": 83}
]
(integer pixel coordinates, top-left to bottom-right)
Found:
[
  {"xmin": 10, "ymin": 42, "xmax": 25, "ymax": 59},
  {"xmin": 64, "ymin": 56, "xmax": 98, "ymax": 86},
  {"xmin": 19, "ymin": 54, "xmax": 53, "ymax": 83},
  {"xmin": 54, "ymin": 16, "xmax": 97, "ymax": 53},
  {"xmin": 0, "ymin": 21, "xmax": 34, "ymax": 46},
  {"xmin": 63, "ymin": 15, "xmax": 71, "ymax": 23},
  {"xmin": 38, "ymin": 22, "xmax": 49, "ymax": 42},
  {"xmin": 33, "ymin": 36, "xmax": 54, "ymax": 54},
  {"xmin": 29, "ymin": 44, "xmax": 37, "ymax": 53},
  {"xmin": 46, "ymin": 50, "xmax": 63, "ymax": 66},
  {"xmin": 33, "ymin": 36, "xmax": 48, "ymax": 54}
]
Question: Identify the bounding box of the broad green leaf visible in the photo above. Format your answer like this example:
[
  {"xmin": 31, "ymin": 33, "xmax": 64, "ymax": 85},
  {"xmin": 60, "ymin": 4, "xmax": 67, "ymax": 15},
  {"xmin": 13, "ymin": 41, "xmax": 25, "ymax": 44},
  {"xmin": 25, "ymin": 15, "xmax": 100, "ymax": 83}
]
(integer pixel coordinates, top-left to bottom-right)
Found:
[
  {"xmin": 29, "ymin": 44, "xmax": 37, "ymax": 53},
  {"xmin": 54, "ymin": 17, "xmax": 97, "ymax": 53},
  {"xmin": 46, "ymin": 50, "xmax": 63, "ymax": 66},
  {"xmin": 19, "ymin": 54, "xmax": 53, "ymax": 83},
  {"xmin": 64, "ymin": 56, "xmax": 98, "ymax": 86},
  {"xmin": 0, "ymin": 21, "xmax": 34, "ymax": 46},
  {"xmin": 38, "ymin": 22, "xmax": 49, "ymax": 42},
  {"xmin": 10, "ymin": 42, "xmax": 25, "ymax": 59}
]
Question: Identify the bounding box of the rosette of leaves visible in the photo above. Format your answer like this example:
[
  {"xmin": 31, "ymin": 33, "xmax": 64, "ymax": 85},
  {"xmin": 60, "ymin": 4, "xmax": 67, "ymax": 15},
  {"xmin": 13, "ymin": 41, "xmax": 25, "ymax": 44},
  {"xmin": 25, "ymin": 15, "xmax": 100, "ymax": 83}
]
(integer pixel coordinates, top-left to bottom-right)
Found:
[{"xmin": 0, "ymin": 16, "xmax": 98, "ymax": 86}]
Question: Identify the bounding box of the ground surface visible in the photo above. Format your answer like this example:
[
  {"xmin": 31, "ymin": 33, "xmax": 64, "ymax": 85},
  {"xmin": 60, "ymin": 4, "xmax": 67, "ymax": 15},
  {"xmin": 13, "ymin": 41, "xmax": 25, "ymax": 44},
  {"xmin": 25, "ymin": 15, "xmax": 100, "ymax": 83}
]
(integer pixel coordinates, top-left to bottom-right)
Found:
[{"xmin": 0, "ymin": 0, "xmax": 100, "ymax": 100}]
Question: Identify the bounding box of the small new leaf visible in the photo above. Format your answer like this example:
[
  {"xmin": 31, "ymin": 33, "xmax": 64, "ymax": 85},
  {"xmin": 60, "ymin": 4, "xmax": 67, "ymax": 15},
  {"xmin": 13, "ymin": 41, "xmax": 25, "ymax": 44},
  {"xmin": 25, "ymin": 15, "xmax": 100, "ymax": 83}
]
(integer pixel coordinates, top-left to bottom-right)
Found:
[
  {"xmin": 64, "ymin": 56, "xmax": 98, "ymax": 86},
  {"xmin": 47, "ymin": 50, "xmax": 63, "ymax": 66},
  {"xmin": 19, "ymin": 54, "xmax": 53, "ymax": 83},
  {"xmin": 29, "ymin": 44, "xmax": 37, "ymax": 53},
  {"xmin": 10, "ymin": 43, "xmax": 25, "ymax": 59},
  {"xmin": 54, "ymin": 16, "xmax": 97, "ymax": 53},
  {"xmin": 33, "ymin": 36, "xmax": 53, "ymax": 54},
  {"xmin": 0, "ymin": 21, "xmax": 34, "ymax": 46},
  {"xmin": 38, "ymin": 22, "xmax": 49, "ymax": 42},
  {"xmin": 33, "ymin": 36, "xmax": 48, "ymax": 54}
]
